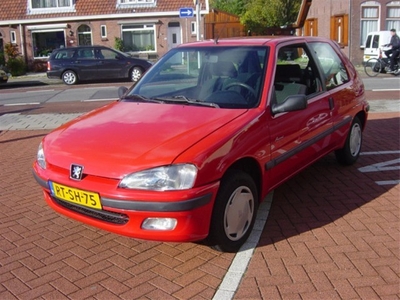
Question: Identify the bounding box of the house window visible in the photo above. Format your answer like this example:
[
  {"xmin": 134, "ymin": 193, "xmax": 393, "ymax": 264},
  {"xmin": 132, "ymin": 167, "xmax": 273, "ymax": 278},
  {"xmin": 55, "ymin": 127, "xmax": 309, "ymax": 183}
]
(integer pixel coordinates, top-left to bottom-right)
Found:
[
  {"xmin": 117, "ymin": 0, "xmax": 156, "ymax": 8},
  {"xmin": 386, "ymin": 1, "xmax": 400, "ymax": 30},
  {"xmin": 29, "ymin": 0, "xmax": 76, "ymax": 13},
  {"xmin": 304, "ymin": 18, "xmax": 318, "ymax": 36},
  {"xmin": 119, "ymin": 0, "xmax": 155, "ymax": 3},
  {"xmin": 331, "ymin": 15, "xmax": 348, "ymax": 46},
  {"xmin": 122, "ymin": 24, "xmax": 156, "ymax": 52},
  {"xmin": 191, "ymin": 22, "xmax": 197, "ymax": 35},
  {"xmin": 78, "ymin": 25, "xmax": 92, "ymax": 46},
  {"xmin": 101, "ymin": 25, "xmax": 107, "ymax": 39},
  {"xmin": 32, "ymin": 30, "xmax": 65, "ymax": 58},
  {"xmin": 360, "ymin": 1, "xmax": 380, "ymax": 46},
  {"xmin": 10, "ymin": 31, "xmax": 17, "ymax": 44}
]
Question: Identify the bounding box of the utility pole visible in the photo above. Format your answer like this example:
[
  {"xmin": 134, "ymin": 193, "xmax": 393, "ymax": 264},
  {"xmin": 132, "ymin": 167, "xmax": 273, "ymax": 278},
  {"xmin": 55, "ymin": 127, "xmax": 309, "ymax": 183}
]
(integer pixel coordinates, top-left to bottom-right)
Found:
[{"xmin": 194, "ymin": 0, "xmax": 200, "ymax": 41}]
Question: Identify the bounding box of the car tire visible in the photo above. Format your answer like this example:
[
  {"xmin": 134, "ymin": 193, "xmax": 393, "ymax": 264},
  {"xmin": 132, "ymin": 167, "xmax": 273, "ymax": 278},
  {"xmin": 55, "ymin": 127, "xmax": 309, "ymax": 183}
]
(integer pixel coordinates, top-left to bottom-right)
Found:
[
  {"xmin": 207, "ymin": 170, "xmax": 258, "ymax": 252},
  {"xmin": 130, "ymin": 66, "xmax": 144, "ymax": 82},
  {"xmin": 335, "ymin": 116, "xmax": 363, "ymax": 165},
  {"xmin": 62, "ymin": 70, "xmax": 78, "ymax": 85}
]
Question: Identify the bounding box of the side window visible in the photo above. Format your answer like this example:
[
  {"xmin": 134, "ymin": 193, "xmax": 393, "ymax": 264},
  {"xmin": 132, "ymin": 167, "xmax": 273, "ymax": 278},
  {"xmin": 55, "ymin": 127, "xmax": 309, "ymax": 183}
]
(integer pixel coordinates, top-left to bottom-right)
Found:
[
  {"xmin": 99, "ymin": 49, "xmax": 119, "ymax": 60},
  {"xmin": 77, "ymin": 48, "xmax": 95, "ymax": 59},
  {"xmin": 309, "ymin": 42, "xmax": 349, "ymax": 91},
  {"xmin": 54, "ymin": 49, "xmax": 75, "ymax": 59},
  {"xmin": 274, "ymin": 45, "xmax": 322, "ymax": 104}
]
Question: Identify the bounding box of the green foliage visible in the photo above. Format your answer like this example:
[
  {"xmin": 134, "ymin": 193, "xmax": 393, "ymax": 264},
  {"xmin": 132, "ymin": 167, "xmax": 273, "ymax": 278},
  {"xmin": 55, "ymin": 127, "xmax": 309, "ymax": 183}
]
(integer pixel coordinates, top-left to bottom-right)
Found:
[
  {"xmin": 210, "ymin": 0, "xmax": 249, "ymax": 16},
  {"xmin": 4, "ymin": 43, "xmax": 26, "ymax": 75},
  {"xmin": 6, "ymin": 57, "xmax": 26, "ymax": 76},
  {"xmin": 212, "ymin": 0, "xmax": 302, "ymax": 35},
  {"xmin": 114, "ymin": 37, "xmax": 124, "ymax": 51}
]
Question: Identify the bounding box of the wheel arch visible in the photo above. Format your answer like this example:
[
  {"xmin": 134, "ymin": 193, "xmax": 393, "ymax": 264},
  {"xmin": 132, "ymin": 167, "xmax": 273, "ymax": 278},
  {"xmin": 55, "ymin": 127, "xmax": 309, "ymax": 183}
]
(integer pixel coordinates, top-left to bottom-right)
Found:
[
  {"xmin": 355, "ymin": 110, "xmax": 367, "ymax": 130},
  {"xmin": 224, "ymin": 157, "xmax": 263, "ymax": 203}
]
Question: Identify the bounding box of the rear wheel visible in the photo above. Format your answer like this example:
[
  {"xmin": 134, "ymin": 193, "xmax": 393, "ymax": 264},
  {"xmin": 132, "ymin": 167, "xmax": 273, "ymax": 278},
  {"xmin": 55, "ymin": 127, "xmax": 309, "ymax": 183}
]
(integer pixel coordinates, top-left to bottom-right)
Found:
[
  {"xmin": 130, "ymin": 66, "xmax": 144, "ymax": 82},
  {"xmin": 207, "ymin": 170, "xmax": 258, "ymax": 252},
  {"xmin": 335, "ymin": 116, "xmax": 363, "ymax": 165},
  {"xmin": 62, "ymin": 70, "xmax": 78, "ymax": 85},
  {"xmin": 364, "ymin": 58, "xmax": 382, "ymax": 77}
]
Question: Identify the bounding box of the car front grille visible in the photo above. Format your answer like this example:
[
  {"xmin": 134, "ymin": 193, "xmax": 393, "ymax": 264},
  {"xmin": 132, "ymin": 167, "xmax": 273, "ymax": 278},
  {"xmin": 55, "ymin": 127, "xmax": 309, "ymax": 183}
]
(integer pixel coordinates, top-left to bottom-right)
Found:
[{"xmin": 53, "ymin": 197, "xmax": 129, "ymax": 225}]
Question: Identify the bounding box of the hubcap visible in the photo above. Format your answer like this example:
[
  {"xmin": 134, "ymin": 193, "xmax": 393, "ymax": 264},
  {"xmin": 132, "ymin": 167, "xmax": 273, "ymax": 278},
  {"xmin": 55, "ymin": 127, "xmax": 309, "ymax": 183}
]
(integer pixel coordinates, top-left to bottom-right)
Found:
[
  {"xmin": 63, "ymin": 72, "xmax": 75, "ymax": 84},
  {"xmin": 223, "ymin": 186, "xmax": 254, "ymax": 241},
  {"xmin": 349, "ymin": 123, "xmax": 362, "ymax": 156},
  {"xmin": 131, "ymin": 68, "xmax": 142, "ymax": 81}
]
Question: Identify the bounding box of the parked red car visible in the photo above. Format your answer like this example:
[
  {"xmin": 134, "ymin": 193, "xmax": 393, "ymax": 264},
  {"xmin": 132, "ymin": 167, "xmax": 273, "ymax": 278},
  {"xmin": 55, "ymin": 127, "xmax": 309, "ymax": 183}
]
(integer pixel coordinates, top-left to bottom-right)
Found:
[{"xmin": 33, "ymin": 36, "xmax": 369, "ymax": 252}]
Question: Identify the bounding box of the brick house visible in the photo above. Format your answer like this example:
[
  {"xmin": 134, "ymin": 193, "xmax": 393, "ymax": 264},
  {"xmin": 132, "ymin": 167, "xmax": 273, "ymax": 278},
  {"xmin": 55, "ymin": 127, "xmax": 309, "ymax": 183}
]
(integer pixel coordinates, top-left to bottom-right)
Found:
[
  {"xmin": 0, "ymin": 0, "xmax": 209, "ymax": 71},
  {"xmin": 304, "ymin": 0, "xmax": 400, "ymax": 65}
]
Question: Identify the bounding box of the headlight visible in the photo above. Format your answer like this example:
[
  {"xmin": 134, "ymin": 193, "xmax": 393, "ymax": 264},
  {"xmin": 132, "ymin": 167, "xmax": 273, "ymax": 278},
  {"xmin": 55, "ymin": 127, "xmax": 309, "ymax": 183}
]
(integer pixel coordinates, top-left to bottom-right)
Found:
[
  {"xmin": 37, "ymin": 142, "xmax": 46, "ymax": 169},
  {"xmin": 119, "ymin": 164, "xmax": 197, "ymax": 191}
]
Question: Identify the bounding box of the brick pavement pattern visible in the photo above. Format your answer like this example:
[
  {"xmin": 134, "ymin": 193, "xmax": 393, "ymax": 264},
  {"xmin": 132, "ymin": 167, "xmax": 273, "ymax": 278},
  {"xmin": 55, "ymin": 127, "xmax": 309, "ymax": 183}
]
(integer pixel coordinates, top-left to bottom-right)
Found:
[
  {"xmin": 235, "ymin": 112, "xmax": 400, "ymax": 299},
  {"xmin": 0, "ymin": 130, "xmax": 234, "ymax": 299},
  {"xmin": 0, "ymin": 111, "xmax": 399, "ymax": 299}
]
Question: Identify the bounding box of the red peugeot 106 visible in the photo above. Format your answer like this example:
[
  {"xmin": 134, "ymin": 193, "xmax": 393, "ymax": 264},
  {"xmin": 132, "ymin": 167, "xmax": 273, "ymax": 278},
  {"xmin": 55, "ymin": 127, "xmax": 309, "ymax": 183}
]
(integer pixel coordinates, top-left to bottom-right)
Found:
[{"xmin": 33, "ymin": 37, "xmax": 369, "ymax": 252}]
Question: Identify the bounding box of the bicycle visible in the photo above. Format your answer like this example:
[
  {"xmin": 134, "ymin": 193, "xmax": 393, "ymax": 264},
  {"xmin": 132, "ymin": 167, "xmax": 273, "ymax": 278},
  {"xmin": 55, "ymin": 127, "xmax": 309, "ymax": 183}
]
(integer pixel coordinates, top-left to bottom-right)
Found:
[{"xmin": 364, "ymin": 48, "xmax": 400, "ymax": 77}]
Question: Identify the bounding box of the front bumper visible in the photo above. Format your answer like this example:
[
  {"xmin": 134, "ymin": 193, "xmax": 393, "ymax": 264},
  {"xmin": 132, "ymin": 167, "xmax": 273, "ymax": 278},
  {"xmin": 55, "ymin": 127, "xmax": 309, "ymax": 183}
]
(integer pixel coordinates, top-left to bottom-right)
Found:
[{"xmin": 32, "ymin": 167, "xmax": 218, "ymax": 242}]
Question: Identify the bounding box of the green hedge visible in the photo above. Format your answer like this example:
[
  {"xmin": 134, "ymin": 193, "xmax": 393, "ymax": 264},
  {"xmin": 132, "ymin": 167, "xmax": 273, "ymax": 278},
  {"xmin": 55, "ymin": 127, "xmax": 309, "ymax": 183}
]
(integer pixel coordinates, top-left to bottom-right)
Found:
[{"xmin": 7, "ymin": 57, "xmax": 26, "ymax": 76}]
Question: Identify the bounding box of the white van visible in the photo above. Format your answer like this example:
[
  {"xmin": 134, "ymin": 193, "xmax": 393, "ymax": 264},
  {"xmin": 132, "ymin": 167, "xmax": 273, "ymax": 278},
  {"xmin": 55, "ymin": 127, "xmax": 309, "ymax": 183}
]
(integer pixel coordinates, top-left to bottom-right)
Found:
[{"xmin": 363, "ymin": 31, "xmax": 392, "ymax": 63}]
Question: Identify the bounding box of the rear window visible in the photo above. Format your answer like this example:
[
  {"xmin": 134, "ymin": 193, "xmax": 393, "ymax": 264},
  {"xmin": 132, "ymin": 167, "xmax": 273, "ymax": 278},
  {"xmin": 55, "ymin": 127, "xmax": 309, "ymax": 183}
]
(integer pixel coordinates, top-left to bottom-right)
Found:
[
  {"xmin": 372, "ymin": 35, "xmax": 379, "ymax": 48},
  {"xmin": 53, "ymin": 49, "xmax": 76, "ymax": 60}
]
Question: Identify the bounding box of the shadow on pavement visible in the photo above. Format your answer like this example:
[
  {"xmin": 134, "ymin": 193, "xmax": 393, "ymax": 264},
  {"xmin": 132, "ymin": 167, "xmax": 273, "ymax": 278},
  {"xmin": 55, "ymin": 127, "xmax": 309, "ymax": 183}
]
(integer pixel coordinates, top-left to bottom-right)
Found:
[
  {"xmin": 257, "ymin": 116, "xmax": 400, "ymax": 247},
  {"xmin": 0, "ymin": 80, "xmax": 50, "ymax": 89}
]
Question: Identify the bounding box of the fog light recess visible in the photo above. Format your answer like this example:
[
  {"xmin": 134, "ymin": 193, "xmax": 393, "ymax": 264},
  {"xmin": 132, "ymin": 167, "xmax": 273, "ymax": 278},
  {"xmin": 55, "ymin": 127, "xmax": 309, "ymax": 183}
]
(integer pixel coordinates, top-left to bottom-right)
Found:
[{"xmin": 142, "ymin": 218, "xmax": 177, "ymax": 231}]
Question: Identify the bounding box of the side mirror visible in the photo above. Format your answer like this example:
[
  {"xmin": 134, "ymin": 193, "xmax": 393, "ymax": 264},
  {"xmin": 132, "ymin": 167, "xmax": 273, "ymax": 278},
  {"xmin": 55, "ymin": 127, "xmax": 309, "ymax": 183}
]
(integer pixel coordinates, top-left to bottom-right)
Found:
[
  {"xmin": 118, "ymin": 86, "xmax": 129, "ymax": 99},
  {"xmin": 271, "ymin": 94, "xmax": 307, "ymax": 115}
]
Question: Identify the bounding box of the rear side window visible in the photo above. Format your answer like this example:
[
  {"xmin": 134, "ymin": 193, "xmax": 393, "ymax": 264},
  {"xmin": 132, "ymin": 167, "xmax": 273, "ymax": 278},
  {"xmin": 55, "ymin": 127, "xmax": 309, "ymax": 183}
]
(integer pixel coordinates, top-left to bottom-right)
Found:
[
  {"xmin": 372, "ymin": 35, "xmax": 379, "ymax": 48},
  {"xmin": 309, "ymin": 42, "xmax": 349, "ymax": 90},
  {"xmin": 54, "ymin": 49, "xmax": 76, "ymax": 60}
]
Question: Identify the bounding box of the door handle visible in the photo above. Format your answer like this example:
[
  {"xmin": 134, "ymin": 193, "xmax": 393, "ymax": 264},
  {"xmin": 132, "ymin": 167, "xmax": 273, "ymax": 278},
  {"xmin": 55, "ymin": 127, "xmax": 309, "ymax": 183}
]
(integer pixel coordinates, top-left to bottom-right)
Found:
[{"xmin": 328, "ymin": 97, "xmax": 334, "ymax": 110}]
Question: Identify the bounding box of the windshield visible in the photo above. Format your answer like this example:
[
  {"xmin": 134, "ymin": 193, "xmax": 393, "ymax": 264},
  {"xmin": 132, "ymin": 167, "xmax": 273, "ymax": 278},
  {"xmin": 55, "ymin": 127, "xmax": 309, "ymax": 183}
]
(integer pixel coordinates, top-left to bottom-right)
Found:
[{"xmin": 128, "ymin": 46, "xmax": 268, "ymax": 109}]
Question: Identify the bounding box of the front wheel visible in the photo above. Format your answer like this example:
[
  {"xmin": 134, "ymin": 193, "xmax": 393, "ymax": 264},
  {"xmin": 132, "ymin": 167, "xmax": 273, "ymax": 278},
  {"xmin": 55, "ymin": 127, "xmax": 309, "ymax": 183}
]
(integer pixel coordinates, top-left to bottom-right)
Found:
[
  {"xmin": 364, "ymin": 58, "xmax": 382, "ymax": 77},
  {"xmin": 206, "ymin": 170, "xmax": 258, "ymax": 252},
  {"xmin": 130, "ymin": 66, "xmax": 144, "ymax": 82},
  {"xmin": 335, "ymin": 116, "xmax": 363, "ymax": 165}
]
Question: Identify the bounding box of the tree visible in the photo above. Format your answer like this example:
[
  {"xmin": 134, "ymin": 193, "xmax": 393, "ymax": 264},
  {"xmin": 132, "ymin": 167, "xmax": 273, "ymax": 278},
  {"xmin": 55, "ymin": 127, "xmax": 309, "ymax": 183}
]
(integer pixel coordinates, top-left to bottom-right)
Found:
[
  {"xmin": 210, "ymin": 0, "xmax": 249, "ymax": 16},
  {"xmin": 211, "ymin": 0, "xmax": 302, "ymax": 35}
]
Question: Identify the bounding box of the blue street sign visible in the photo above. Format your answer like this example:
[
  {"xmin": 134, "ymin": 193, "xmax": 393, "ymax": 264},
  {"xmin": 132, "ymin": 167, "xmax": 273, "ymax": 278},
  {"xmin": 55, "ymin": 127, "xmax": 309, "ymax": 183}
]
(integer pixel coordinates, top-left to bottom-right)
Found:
[{"xmin": 179, "ymin": 7, "xmax": 194, "ymax": 18}]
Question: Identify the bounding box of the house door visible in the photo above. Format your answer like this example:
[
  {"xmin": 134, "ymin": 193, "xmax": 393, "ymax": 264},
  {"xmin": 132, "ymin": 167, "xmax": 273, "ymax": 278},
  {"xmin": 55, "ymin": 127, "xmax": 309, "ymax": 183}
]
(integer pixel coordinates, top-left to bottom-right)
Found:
[{"xmin": 167, "ymin": 22, "xmax": 181, "ymax": 51}]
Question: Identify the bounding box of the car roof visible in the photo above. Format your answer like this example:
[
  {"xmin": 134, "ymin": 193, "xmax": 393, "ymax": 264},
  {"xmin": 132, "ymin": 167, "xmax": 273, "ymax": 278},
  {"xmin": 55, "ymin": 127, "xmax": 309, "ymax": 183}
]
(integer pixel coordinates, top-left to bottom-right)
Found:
[{"xmin": 176, "ymin": 36, "xmax": 332, "ymax": 48}]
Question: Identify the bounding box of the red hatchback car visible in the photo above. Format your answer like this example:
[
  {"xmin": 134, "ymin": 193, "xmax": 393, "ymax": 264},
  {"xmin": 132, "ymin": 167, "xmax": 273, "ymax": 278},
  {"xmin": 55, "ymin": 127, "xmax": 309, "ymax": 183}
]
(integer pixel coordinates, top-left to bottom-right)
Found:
[{"xmin": 33, "ymin": 36, "xmax": 369, "ymax": 252}]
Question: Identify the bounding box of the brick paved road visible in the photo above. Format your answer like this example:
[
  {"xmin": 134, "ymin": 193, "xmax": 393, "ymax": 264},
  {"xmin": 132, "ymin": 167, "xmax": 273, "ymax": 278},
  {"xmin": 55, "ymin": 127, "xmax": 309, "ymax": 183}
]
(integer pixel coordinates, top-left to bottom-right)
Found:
[{"xmin": 0, "ymin": 104, "xmax": 399, "ymax": 299}]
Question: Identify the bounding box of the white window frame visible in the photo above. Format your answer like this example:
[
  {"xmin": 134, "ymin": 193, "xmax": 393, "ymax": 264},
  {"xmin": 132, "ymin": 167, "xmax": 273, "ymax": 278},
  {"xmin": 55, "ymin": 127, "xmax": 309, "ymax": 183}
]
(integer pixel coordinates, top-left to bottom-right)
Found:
[
  {"xmin": 30, "ymin": 29, "xmax": 66, "ymax": 59},
  {"xmin": 28, "ymin": 0, "xmax": 76, "ymax": 14},
  {"xmin": 386, "ymin": 1, "xmax": 400, "ymax": 31},
  {"xmin": 116, "ymin": 0, "xmax": 156, "ymax": 8},
  {"xmin": 360, "ymin": 1, "xmax": 381, "ymax": 46},
  {"xmin": 77, "ymin": 25, "xmax": 92, "ymax": 46},
  {"xmin": 101, "ymin": 25, "xmax": 107, "ymax": 39},
  {"xmin": 191, "ymin": 21, "xmax": 197, "ymax": 35},
  {"xmin": 121, "ymin": 24, "xmax": 156, "ymax": 52},
  {"xmin": 10, "ymin": 31, "xmax": 17, "ymax": 44}
]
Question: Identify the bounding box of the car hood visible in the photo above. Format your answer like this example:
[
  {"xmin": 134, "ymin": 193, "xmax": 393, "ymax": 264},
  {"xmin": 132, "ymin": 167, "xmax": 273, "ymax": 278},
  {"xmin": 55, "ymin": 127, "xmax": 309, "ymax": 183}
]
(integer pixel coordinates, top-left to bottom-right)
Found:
[{"xmin": 44, "ymin": 101, "xmax": 247, "ymax": 178}]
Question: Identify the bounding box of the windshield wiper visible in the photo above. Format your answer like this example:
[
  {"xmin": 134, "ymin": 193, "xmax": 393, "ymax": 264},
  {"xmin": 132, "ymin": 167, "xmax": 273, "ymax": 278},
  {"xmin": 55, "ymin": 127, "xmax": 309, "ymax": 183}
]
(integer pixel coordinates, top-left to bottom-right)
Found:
[
  {"xmin": 153, "ymin": 95, "xmax": 219, "ymax": 108},
  {"xmin": 123, "ymin": 94, "xmax": 164, "ymax": 104}
]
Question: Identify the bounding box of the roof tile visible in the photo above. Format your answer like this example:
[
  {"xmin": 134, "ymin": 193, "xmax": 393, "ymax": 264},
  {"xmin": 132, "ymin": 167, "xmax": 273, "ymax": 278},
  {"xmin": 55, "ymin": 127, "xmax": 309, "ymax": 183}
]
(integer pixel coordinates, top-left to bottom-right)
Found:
[{"xmin": 0, "ymin": 0, "xmax": 206, "ymax": 22}]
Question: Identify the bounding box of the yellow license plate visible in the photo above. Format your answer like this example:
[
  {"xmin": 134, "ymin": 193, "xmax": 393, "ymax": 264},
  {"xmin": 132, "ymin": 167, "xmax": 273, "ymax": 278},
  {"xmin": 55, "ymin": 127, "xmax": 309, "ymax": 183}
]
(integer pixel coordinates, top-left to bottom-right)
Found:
[
  {"xmin": 365, "ymin": 56, "xmax": 370, "ymax": 59},
  {"xmin": 50, "ymin": 182, "xmax": 102, "ymax": 210}
]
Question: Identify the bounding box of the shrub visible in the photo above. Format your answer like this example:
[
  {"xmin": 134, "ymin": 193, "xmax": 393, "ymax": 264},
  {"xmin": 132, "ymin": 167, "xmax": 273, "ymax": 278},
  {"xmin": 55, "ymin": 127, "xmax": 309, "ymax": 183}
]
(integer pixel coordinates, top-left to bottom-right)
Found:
[
  {"xmin": 7, "ymin": 57, "xmax": 26, "ymax": 76},
  {"xmin": 114, "ymin": 37, "xmax": 124, "ymax": 51}
]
